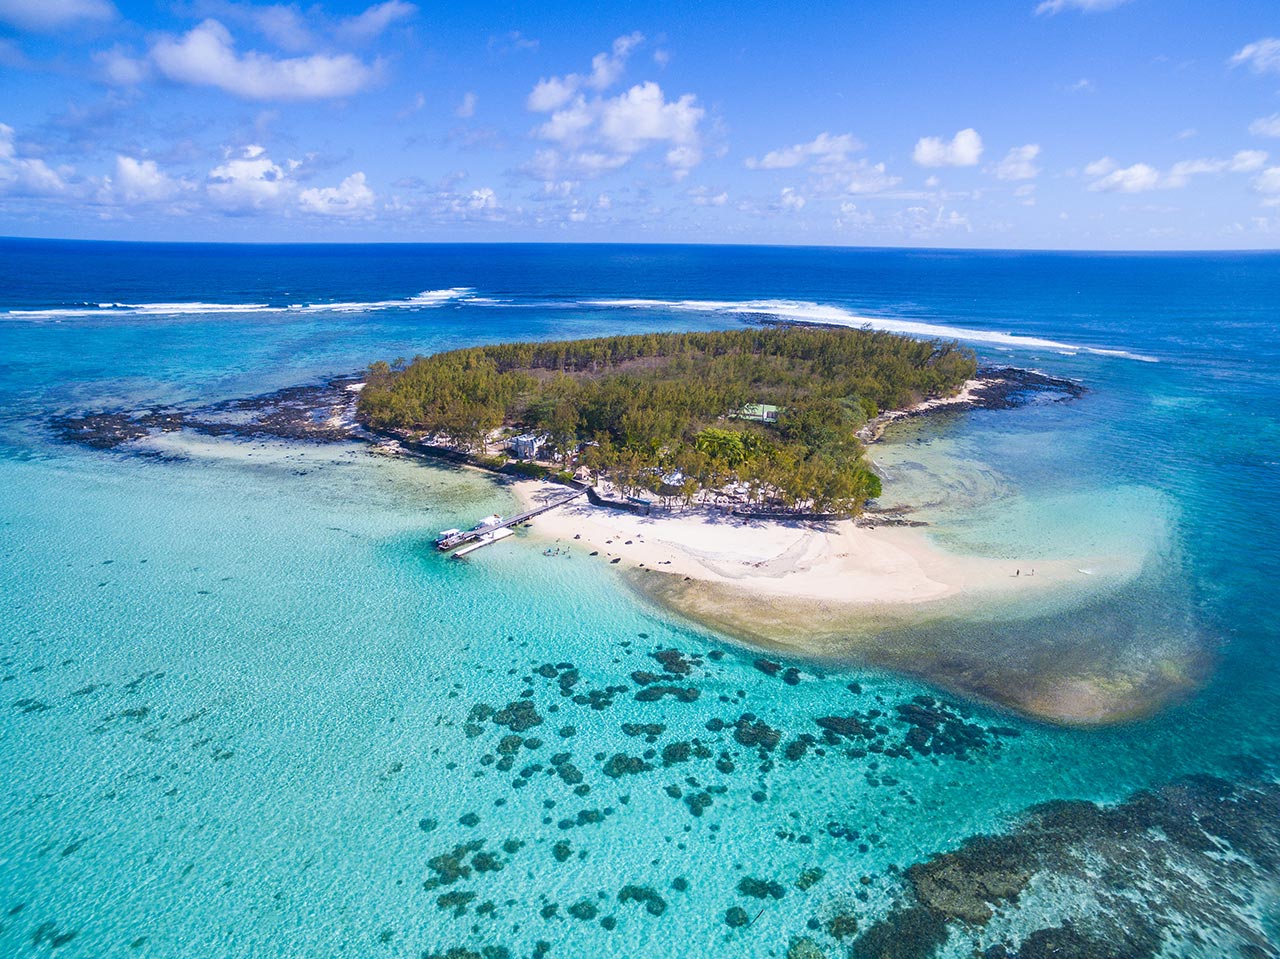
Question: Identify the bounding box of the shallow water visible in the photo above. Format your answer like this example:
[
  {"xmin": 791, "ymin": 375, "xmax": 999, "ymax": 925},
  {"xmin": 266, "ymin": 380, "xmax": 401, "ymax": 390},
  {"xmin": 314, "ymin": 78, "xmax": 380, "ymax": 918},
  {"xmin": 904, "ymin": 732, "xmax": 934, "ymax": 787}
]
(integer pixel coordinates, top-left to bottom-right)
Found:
[{"xmin": 1, "ymin": 240, "xmax": 1278, "ymax": 957}]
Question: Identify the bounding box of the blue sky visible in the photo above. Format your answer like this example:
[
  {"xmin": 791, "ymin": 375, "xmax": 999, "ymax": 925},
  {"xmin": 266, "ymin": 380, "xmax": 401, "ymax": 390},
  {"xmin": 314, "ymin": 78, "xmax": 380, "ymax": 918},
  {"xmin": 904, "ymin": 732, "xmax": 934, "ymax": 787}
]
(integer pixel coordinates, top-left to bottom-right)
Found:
[{"xmin": 1, "ymin": 0, "xmax": 1279, "ymax": 248}]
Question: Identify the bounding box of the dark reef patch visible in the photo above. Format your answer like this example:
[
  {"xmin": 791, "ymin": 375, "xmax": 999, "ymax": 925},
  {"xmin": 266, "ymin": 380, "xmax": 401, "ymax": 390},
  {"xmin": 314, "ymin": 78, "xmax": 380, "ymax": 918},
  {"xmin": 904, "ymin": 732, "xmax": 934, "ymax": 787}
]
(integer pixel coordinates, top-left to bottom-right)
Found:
[
  {"xmin": 853, "ymin": 772, "xmax": 1280, "ymax": 959},
  {"xmin": 50, "ymin": 376, "xmax": 364, "ymax": 451}
]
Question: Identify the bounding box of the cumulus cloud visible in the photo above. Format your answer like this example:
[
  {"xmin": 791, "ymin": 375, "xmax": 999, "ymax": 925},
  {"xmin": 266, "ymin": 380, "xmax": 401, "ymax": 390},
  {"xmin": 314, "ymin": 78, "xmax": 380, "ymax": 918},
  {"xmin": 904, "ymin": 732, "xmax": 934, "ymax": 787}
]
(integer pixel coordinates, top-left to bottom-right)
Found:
[
  {"xmin": 0, "ymin": 123, "xmax": 70, "ymax": 196},
  {"xmin": 1035, "ymin": 0, "xmax": 1130, "ymax": 13},
  {"xmin": 111, "ymin": 155, "xmax": 183, "ymax": 203},
  {"xmin": 94, "ymin": 46, "xmax": 150, "ymax": 86},
  {"xmin": 299, "ymin": 171, "xmax": 376, "ymax": 216},
  {"xmin": 913, "ymin": 128, "xmax": 983, "ymax": 167},
  {"xmin": 337, "ymin": 0, "xmax": 416, "ymax": 41},
  {"xmin": 1255, "ymin": 167, "xmax": 1280, "ymax": 196},
  {"xmin": 779, "ymin": 187, "xmax": 805, "ymax": 211},
  {"xmin": 151, "ymin": 20, "xmax": 378, "ymax": 101},
  {"xmin": 597, "ymin": 82, "xmax": 702, "ymax": 157},
  {"xmin": 745, "ymin": 132, "xmax": 861, "ymax": 170},
  {"xmin": 1250, "ymin": 114, "xmax": 1280, "ymax": 138},
  {"xmin": 0, "ymin": 0, "xmax": 114, "ymax": 31},
  {"xmin": 528, "ymin": 43, "xmax": 706, "ymax": 181},
  {"xmin": 465, "ymin": 187, "xmax": 497, "ymax": 210},
  {"xmin": 840, "ymin": 161, "xmax": 901, "ymax": 195},
  {"xmin": 1084, "ymin": 156, "xmax": 1116, "ymax": 177},
  {"xmin": 527, "ymin": 32, "xmax": 643, "ymax": 111},
  {"xmin": 1088, "ymin": 162, "xmax": 1161, "ymax": 192},
  {"xmin": 994, "ymin": 144, "xmax": 1041, "ymax": 181},
  {"xmin": 456, "ymin": 91, "xmax": 477, "ymax": 118},
  {"xmin": 1229, "ymin": 150, "xmax": 1268, "ymax": 173},
  {"xmin": 1086, "ymin": 152, "xmax": 1268, "ymax": 192},
  {"xmin": 745, "ymin": 131, "xmax": 899, "ymax": 196},
  {"xmin": 688, "ymin": 186, "xmax": 727, "ymax": 206},
  {"xmin": 206, "ymin": 144, "xmax": 293, "ymax": 211},
  {"xmin": 1230, "ymin": 38, "xmax": 1280, "ymax": 75}
]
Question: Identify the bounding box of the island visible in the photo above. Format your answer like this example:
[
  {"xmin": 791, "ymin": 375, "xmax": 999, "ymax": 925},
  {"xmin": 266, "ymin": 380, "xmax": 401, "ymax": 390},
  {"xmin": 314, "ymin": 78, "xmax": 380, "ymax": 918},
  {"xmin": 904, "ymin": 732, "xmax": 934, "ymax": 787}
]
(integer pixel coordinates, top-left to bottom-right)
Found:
[
  {"xmin": 355, "ymin": 326, "xmax": 1199, "ymax": 726},
  {"xmin": 356, "ymin": 326, "xmax": 977, "ymax": 517},
  {"xmin": 49, "ymin": 325, "xmax": 1199, "ymax": 726}
]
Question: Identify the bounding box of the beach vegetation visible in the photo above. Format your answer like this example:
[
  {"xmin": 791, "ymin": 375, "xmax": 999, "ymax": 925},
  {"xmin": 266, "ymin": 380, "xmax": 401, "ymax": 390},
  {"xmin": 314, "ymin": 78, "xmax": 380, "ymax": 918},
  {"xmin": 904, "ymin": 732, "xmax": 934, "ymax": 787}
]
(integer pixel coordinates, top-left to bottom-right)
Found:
[{"xmin": 358, "ymin": 326, "xmax": 974, "ymax": 515}]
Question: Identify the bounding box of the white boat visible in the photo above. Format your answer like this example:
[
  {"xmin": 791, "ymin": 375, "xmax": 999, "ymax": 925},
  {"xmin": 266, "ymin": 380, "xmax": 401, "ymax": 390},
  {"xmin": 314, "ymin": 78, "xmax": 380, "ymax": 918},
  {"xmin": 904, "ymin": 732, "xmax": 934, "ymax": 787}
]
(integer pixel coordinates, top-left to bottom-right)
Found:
[
  {"xmin": 472, "ymin": 514, "xmax": 503, "ymax": 530},
  {"xmin": 435, "ymin": 528, "xmax": 463, "ymax": 549}
]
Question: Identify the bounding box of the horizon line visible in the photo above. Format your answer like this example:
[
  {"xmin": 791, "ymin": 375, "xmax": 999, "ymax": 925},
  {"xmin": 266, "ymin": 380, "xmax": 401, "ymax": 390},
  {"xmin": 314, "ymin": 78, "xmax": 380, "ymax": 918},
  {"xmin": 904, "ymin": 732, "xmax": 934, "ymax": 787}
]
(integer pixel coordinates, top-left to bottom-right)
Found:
[{"xmin": 2, "ymin": 235, "xmax": 1279, "ymax": 257}]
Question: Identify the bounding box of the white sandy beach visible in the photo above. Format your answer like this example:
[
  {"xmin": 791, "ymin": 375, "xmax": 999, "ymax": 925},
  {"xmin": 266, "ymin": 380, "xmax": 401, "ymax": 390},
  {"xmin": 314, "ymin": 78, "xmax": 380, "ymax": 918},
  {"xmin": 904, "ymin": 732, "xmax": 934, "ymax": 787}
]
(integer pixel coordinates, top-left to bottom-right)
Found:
[
  {"xmin": 512, "ymin": 479, "xmax": 1125, "ymax": 608},
  {"xmin": 510, "ymin": 480, "xmax": 1202, "ymax": 727}
]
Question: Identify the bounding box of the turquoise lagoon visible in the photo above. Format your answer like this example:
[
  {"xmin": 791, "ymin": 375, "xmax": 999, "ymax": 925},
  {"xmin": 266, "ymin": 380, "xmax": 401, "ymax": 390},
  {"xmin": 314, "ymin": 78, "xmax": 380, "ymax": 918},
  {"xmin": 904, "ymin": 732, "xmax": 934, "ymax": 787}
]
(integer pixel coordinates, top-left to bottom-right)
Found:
[{"xmin": 1, "ymin": 241, "xmax": 1278, "ymax": 957}]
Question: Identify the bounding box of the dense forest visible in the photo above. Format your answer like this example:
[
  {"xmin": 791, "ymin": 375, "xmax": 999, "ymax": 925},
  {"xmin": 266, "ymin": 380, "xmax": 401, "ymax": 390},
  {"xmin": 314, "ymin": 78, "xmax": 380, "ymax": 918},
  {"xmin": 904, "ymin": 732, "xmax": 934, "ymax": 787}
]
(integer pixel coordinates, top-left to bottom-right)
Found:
[{"xmin": 357, "ymin": 326, "xmax": 977, "ymax": 515}]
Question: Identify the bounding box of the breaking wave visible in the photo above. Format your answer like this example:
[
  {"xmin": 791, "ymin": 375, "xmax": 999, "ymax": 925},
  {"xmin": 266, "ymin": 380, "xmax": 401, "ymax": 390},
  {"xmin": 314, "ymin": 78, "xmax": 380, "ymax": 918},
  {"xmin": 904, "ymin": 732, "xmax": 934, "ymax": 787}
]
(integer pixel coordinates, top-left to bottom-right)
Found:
[
  {"xmin": 580, "ymin": 297, "xmax": 1159, "ymax": 362},
  {"xmin": 4, "ymin": 288, "xmax": 477, "ymax": 320}
]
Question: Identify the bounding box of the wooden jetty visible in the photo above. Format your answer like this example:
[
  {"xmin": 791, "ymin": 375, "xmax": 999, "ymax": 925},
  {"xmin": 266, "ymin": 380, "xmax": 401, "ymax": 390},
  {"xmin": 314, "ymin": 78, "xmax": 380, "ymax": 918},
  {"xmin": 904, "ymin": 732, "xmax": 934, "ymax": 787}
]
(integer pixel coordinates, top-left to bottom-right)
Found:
[{"xmin": 436, "ymin": 487, "xmax": 587, "ymax": 555}]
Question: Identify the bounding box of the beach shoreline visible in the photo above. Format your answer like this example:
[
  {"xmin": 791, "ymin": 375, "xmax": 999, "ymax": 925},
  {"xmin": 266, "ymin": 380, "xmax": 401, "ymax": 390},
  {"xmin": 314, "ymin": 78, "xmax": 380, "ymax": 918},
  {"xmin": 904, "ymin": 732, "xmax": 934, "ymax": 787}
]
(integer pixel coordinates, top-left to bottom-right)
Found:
[
  {"xmin": 511, "ymin": 478, "xmax": 1104, "ymax": 607},
  {"xmin": 510, "ymin": 479, "xmax": 1203, "ymax": 726}
]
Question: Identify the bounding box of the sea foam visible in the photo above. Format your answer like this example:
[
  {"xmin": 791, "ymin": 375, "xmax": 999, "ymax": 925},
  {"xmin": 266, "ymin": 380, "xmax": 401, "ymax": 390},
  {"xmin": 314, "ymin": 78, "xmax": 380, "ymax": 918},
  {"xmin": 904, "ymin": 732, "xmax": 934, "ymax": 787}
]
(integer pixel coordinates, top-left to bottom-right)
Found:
[
  {"xmin": 4, "ymin": 288, "xmax": 476, "ymax": 320},
  {"xmin": 580, "ymin": 297, "xmax": 1158, "ymax": 362}
]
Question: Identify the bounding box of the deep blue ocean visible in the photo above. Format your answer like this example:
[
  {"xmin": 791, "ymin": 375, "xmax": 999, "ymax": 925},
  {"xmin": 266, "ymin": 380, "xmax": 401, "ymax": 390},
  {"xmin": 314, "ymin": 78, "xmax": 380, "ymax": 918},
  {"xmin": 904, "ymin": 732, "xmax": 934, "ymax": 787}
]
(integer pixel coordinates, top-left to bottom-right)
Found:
[{"xmin": 1, "ymin": 239, "xmax": 1277, "ymax": 957}]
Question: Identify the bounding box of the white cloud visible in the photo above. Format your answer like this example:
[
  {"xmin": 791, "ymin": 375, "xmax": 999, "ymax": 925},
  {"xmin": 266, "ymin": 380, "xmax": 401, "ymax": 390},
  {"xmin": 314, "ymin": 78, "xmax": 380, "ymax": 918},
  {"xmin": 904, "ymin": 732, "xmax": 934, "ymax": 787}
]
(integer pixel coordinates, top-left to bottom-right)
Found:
[
  {"xmin": 1230, "ymin": 38, "xmax": 1280, "ymax": 75},
  {"xmin": 779, "ymin": 187, "xmax": 805, "ymax": 211},
  {"xmin": 0, "ymin": 123, "xmax": 70, "ymax": 196},
  {"xmin": 1255, "ymin": 167, "xmax": 1280, "ymax": 196},
  {"xmin": 299, "ymin": 172, "xmax": 375, "ymax": 216},
  {"xmin": 112, "ymin": 155, "xmax": 182, "ymax": 203},
  {"xmin": 0, "ymin": 0, "xmax": 114, "ymax": 31},
  {"xmin": 598, "ymin": 82, "xmax": 702, "ymax": 156},
  {"xmin": 745, "ymin": 132, "xmax": 861, "ymax": 170},
  {"xmin": 1086, "ymin": 152, "xmax": 1265, "ymax": 192},
  {"xmin": 1164, "ymin": 158, "xmax": 1227, "ymax": 186},
  {"xmin": 528, "ymin": 76, "xmax": 579, "ymax": 113},
  {"xmin": 527, "ymin": 32, "xmax": 643, "ymax": 110},
  {"xmin": 913, "ymin": 128, "xmax": 983, "ymax": 167},
  {"xmin": 151, "ymin": 20, "xmax": 377, "ymax": 101},
  {"xmin": 689, "ymin": 186, "xmax": 727, "ymax": 207},
  {"xmin": 206, "ymin": 144, "xmax": 292, "ymax": 212},
  {"xmin": 746, "ymin": 131, "xmax": 898, "ymax": 195},
  {"xmin": 456, "ymin": 91, "xmax": 477, "ymax": 118},
  {"xmin": 994, "ymin": 144, "xmax": 1041, "ymax": 181},
  {"xmin": 465, "ymin": 187, "xmax": 497, "ymax": 210},
  {"xmin": 1067, "ymin": 78, "xmax": 1095, "ymax": 93},
  {"xmin": 531, "ymin": 78, "xmax": 705, "ymax": 179},
  {"xmin": 1084, "ymin": 156, "xmax": 1116, "ymax": 177},
  {"xmin": 1231, "ymin": 150, "xmax": 1268, "ymax": 173},
  {"xmin": 836, "ymin": 202, "xmax": 875, "ymax": 228},
  {"xmin": 840, "ymin": 161, "xmax": 900, "ymax": 195},
  {"xmin": 1249, "ymin": 114, "xmax": 1280, "ymax": 138},
  {"xmin": 337, "ymin": 0, "xmax": 416, "ymax": 41},
  {"xmin": 588, "ymin": 32, "xmax": 643, "ymax": 89},
  {"xmin": 1088, "ymin": 163, "xmax": 1160, "ymax": 192},
  {"xmin": 94, "ymin": 46, "xmax": 150, "ymax": 86},
  {"xmin": 1036, "ymin": 0, "xmax": 1130, "ymax": 14}
]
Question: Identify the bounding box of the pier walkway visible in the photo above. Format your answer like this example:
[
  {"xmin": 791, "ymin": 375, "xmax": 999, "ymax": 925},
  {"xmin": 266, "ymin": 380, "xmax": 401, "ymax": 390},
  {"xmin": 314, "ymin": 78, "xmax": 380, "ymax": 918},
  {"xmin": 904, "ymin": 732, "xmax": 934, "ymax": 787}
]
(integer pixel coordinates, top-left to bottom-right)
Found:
[{"xmin": 436, "ymin": 487, "xmax": 587, "ymax": 552}]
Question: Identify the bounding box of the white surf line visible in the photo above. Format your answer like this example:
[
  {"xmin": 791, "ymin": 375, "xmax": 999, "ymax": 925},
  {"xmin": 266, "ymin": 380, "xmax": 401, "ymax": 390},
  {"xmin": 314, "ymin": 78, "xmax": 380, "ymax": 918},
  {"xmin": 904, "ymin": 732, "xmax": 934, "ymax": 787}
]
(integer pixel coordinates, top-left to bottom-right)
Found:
[
  {"xmin": 580, "ymin": 297, "xmax": 1159, "ymax": 363},
  {"xmin": 4, "ymin": 288, "xmax": 478, "ymax": 320}
]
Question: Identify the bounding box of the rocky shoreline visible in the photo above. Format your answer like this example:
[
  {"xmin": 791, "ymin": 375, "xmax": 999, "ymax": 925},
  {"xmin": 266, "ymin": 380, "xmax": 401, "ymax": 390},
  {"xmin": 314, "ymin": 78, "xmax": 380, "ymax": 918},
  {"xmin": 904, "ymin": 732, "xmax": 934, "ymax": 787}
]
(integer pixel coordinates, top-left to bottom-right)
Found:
[
  {"xmin": 50, "ymin": 365, "xmax": 1083, "ymax": 463},
  {"xmin": 858, "ymin": 366, "xmax": 1087, "ymax": 444},
  {"xmin": 49, "ymin": 375, "xmax": 366, "ymax": 452}
]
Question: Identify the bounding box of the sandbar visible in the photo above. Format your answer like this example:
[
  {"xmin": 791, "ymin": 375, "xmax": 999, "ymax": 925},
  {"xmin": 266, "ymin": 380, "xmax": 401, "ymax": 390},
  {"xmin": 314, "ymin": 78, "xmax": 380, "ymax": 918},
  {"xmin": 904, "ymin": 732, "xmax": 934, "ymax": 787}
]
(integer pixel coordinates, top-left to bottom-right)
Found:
[{"xmin": 511, "ymin": 480, "xmax": 1205, "ymax": 726}]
